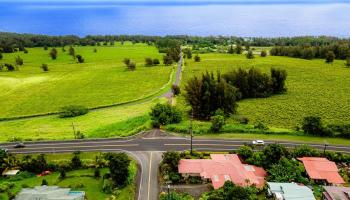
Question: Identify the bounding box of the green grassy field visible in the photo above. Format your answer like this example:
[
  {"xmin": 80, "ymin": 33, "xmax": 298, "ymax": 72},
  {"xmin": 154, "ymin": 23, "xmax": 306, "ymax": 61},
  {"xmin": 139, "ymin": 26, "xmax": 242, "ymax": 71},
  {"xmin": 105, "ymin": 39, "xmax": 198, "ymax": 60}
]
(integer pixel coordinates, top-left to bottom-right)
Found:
[
  {"xmin": 182, "ymin": 53, "xmax": 350, "ymax": 128},
  {"xmin": 0, "ymin": 152, "xmax": 137, "ymax": 200},
  {"xmin": 0, "ymin": 42, "xmax": 171, "ymax": 118}
]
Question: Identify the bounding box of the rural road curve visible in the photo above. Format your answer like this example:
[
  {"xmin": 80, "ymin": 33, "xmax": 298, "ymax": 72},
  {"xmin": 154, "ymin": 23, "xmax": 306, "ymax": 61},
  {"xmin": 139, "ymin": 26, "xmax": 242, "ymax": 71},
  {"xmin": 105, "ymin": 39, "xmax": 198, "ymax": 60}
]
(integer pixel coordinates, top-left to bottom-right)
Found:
[{"xmin": 1, "ymin": 130, "xmax": 350, "ymax": 200}]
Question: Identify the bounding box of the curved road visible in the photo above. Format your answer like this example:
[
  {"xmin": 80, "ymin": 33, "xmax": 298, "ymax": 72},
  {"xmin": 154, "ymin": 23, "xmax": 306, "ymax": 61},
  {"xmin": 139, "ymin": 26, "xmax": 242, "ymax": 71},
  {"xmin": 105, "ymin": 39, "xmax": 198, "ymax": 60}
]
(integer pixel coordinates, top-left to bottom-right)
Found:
[{"xmin": 1, "ymin": 130, "xmax": 350, "ymax": 200}]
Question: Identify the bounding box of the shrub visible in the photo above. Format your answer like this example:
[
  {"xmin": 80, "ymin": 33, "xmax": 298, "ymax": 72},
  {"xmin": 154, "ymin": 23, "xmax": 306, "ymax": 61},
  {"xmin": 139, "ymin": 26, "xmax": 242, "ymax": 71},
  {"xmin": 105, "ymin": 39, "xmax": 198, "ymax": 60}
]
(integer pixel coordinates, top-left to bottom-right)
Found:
[
  {"xmin": 44, "ymin": 46, "xmax": 48, "ymax": 50},
  {"xmin": 246, "ymin": 50, "xmax": 254, "ymax": 59},
  {"xmin": 93, "ymin": 48, "xmax": 97, "ymax": 53},
  {"xmin": 41, "ymin": 179, "xmax": 48, "ymax": 186},
  {"xmin": 69, "ymin": 46, "xmax": 75, "ymax": 57},
  {"xmin": 41, "ymin": 64, "xmax": 49, "ymax": 72},
  {"xmin": 150, "ymin": 103, "xmax": 182, "ymax": 127},
  {"xmin": 4, "ymin": 63, "xmax": 15, "ymax": 71},
  {"xmin": 94, "ymin": 168, "xmax": 100, "ymax": 178},
  {"xmin": 260, "ymin": 50, "xmax": 267, "ymax": 57},
  {"xmin": 0, "ymin": 52, "xmax": 3, "ymax": 60},
  {"xmin": 171, "ymin": 84, "xmax": 181, "ymax": 96},
  {"xmin": 325, "ymin": 51, "xmax": 335, "ymax": 63},
  {"xmin": 145, "ymin": 57, "xmax": 153, "ymax": 66},
  {"xmin": 254, "ymin": 121, "xmax": 268, "ymax": 130},
  {"xmin": 76, "ymin": 55, "xmax": 84, "ymax": 63},
  {"xmin": 123, "ymin": 58, "xmax": 131, "ymax": 66},
  {"xmin": 210, "ymin": 114, "xmax": 225, "ymax": 133},
  {"xmin": 346, "ymin": 57, "xmax": 350, "ymax": 67},
  {"xmin": 24, "ymin": 49, "xmax": 28, "ymax": 54},
  {"xmin": 15, "ymin": 56, "xmax": 24, "ymax": 66},
  {"xmin": 71, "ymin": 151, "xmax": 82, "ymax": 169},
  {"xmin": 194, "ymin": 54, "xmax": 201, "ymax": 62},
  {"xmin": 153, "ymin": 58, "xmax": 160, "ymax": 65},
  {"xmin": 49, "ymin": 48, "xmax": 58, "ymax": 60},
  {"xmin": 59, "ymin": 168, "xmax": 66, "ymax": 179},
  {"xmin": 237, "ymin": 145, "xmax": 253, "ymax": 160},
  {"xmin": 59, "ymin": 105, "xmax": 89, "ymax": 118},
  {"xmin": 302, "ymin": 116, "xmax": 324, "ymax": 136},
  {"xmin": 163, "ymin": 54, "xmax": 173, "ymax": 66}
]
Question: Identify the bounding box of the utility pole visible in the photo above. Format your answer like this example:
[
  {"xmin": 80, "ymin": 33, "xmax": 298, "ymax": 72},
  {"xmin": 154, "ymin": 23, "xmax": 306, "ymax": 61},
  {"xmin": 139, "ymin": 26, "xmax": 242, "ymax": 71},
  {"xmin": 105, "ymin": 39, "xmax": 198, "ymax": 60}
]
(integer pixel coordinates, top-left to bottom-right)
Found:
[
  {"xmin": 71, "ymin": 122, "xmax": 76, "ymax": 139},
  {"xmin": 189, "ymin": 109, "xmax": 193, "ymax": 155},
  {"xmin": 323, "ymin": 144, "xmax": 328, "ymax": 156}
]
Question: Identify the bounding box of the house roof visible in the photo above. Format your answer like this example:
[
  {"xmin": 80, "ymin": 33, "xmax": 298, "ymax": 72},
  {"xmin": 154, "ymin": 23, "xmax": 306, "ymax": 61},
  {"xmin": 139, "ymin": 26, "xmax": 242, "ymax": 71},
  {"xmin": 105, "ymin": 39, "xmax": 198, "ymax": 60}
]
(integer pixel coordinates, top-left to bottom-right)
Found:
[
  {"xmin": 178, "ymin": 154, "xmax": 267, "ymax": 189},
  {"xmin": 298, "ymin": 157, "xmax": 345, "ymax": 184},
  {"xmin": 267, "ymin": 182, "xmax": 315, "ymax": 200},
  {"xmin": 2, "ymin": 169, "xmax": 20, "ymax": 176},
  {"xmin": 323, "ymin": 186, "xmax": 350, "ymax": 200}
]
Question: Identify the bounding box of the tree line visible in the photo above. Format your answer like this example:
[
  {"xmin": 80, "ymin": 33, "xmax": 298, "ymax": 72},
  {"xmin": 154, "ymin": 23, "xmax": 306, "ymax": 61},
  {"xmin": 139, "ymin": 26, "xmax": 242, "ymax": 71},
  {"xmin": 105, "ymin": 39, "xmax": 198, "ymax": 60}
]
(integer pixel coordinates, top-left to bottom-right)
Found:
[
  {"xmin": 270, "ymin": 42, "xmax": 350, "ymax": 60},
  {"xmin": 184, "ymin": 68, "xmax": 287, "ymax": 120},
  {"xmin": 1, "ymin": 32, "xmax": 349, "ymax": 53}
]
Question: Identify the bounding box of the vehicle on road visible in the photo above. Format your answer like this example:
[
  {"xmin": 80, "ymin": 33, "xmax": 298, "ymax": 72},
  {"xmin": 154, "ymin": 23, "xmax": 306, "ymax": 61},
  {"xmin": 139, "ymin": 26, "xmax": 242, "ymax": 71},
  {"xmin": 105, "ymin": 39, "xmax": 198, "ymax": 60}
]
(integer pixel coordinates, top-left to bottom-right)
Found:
[
  {"xmin": 14, "ymin": 143, "xmax": 25, "ymax": 148},
  {"xmin": 252, "ymin": 140, "xmax": 265, "ymax": 146}
]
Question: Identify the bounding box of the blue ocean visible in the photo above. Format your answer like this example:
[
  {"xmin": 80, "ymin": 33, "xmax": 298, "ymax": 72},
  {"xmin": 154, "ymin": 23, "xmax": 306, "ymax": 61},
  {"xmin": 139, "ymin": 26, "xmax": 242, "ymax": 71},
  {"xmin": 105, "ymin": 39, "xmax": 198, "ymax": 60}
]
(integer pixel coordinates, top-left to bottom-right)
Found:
[{"xmin": 0, "ymin": 1, "xmax": 349, "ymax": 37}]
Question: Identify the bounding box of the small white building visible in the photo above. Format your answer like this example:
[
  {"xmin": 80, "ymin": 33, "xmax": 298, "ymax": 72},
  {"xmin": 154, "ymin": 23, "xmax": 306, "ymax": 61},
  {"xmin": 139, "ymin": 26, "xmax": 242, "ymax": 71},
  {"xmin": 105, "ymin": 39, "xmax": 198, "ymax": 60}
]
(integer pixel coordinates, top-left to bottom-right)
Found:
[
  {"xmin": 267, "ymin": 182, "xmax": 315, "ymax": 200},
  {"xmin": 15, "ymin": 186, "xmax": 85, "ymax": 200}
]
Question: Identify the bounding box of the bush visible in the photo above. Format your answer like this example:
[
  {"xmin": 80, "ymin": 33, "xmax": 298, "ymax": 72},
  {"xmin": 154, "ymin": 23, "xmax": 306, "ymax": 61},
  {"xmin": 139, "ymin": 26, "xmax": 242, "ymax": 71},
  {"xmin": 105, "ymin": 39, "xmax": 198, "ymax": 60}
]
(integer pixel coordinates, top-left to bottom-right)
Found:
[
  {"xmin": 94, "ymin": 168, "xmax": 100, "ymax": 178},
  {"xmin": 302, "ymin": 116, "xmax": 325, "ymax": 136},
  {"xmin": 210, "ymin": 114, "xmax": 225, "ymax": 133},
  {"xmin": 237, "ymin": 145, "xmax": 253, "ymax": 160},
  {"xmin": 69, "ymin": 46, "xmax": 75, "ymax": 57},
  {"xmin": 153, "ymin": 58, "xmax": 160, "ymax": 65},
  {"xmin": 246, "ymin": 50, "xmax": 254, "ymax": 59},
  {"xmin": 346, "ymin": 57, "xmax": 350, "ymax": 67},
  {"xmin": 41, "ymin": 179, "xmax": 48, "ymax": 186},
  {"xmin": 254, "ymin": 121, "xmax": 269, "ymax": 131},
  {"xmin": 150, "ymin": 103, "xmax": 182, "ymax": 127},
  {"xmin": 123, "ymin": 58, "xmax": 136, "ymax": 70},
  {"xmin": 4, "ymin": 63, "xmax": 15, "ymax": 71},
  {"xmin": 41, "ymin": 64, "xmax": 49, "ymax": 72},
  {"xmin": 0, "ymin": 52, "xmax": 2, "ymax": 60},
  {"xmin": 145, "ymin": 57, "xmax": 153, "ymax": 66},
  {"xmin": 59, "ymin": 168, "xmax": 66, "ymax": 179},
  {"xmin": 59, "ymin": 105, "xmax": 89, "ymax": 118},
  {"xmin": 76, "ymin": 55, "xmax": 84, "ymax": 63},
  {"xmin": 24, "ymin": 49, "xmax": 28, "ymax": 54},
  {"xmin": 93, "ymin": 48, "xmax": 97, "ymax": 53},
  {"xmin": 194, "ymin": 54, "xmax": 201, "ymax": 62},
  {"xmin": 15, "ymin": 56, "xmax": 24, "ymax": 66},
  {"xmin": 171, "ymin": 84, "xmax": 181, "ymax": 96},
  {"xmin": 325, "ymin": 51, "xmax": 335, "ymax": 63},
  {"xmin": 71, "ymin": 151, "xmax": 82, "ymax": 169},
  {"xmin": 163, "ymin": 54, "xmax": 173, "ymax": 66},
  {"xmin": 260, "ymin": 50, "xmax": 267, "ymax": 57},
  {"xmin": 49, "ymin": 48, "xmax": 58, "ymax": 60}
]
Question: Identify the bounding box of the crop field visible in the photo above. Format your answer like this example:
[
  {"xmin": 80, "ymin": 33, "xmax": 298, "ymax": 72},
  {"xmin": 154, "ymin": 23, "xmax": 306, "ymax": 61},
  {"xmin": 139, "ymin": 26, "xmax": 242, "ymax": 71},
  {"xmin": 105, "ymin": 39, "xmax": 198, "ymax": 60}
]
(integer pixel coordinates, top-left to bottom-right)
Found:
[
  {"xmin": 181, "ymin": 53, "xmax": 350, "ymax": 128},
  {"xmin": 0, "ymin": 42, "xmax": 171, "ymax": 118}
]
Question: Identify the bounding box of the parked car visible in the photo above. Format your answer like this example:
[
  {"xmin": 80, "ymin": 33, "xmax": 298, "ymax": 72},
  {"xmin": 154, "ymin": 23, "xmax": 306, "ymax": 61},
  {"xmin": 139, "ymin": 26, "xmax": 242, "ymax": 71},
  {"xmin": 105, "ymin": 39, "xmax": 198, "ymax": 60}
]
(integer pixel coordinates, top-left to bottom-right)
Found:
[
  {"xmin": 252, "ymin": 140, "xmax": 265, "ymax": 146},
  {"xmin": 14, "ymin": 143, "xmax": 25, "ymax": 148}
]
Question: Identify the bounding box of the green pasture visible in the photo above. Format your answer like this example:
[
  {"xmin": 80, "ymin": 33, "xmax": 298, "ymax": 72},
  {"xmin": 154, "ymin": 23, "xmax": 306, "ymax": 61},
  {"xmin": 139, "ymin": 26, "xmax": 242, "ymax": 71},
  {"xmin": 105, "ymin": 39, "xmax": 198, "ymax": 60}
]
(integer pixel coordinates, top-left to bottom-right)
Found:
[
  {"xmin": 182, "ymin": 53, "xmax": 350, "ymax": 128},
  {"xmin": 0, "ymin": 42, "xmax": 171, "ymax": 118}
]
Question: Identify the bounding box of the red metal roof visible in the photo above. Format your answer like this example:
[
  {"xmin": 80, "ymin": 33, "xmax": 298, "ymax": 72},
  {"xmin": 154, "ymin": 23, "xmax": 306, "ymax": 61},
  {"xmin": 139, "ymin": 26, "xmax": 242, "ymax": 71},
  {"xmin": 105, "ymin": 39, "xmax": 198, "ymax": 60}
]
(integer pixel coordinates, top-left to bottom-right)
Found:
[
  {"xmin": 298, "ymin": 157, "xmax": 345, "ymax": 184},
  {"xmin": 178, "ymin": 154, "xmax": 267, "ymax": 189}
]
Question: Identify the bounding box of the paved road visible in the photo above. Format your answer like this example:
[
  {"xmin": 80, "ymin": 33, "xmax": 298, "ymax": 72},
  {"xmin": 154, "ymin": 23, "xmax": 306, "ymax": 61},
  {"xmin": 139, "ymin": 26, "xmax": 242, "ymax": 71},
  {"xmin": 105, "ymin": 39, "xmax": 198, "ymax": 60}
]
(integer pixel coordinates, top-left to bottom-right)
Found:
[{"xmin": 2, "ymin": 131, "xmax": 350, "ymax": 200}]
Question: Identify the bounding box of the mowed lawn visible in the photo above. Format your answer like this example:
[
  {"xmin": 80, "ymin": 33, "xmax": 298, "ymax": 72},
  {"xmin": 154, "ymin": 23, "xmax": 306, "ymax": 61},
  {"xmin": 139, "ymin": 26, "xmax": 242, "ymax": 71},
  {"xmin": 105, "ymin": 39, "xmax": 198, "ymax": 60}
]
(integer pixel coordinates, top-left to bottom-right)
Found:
[
  {"xmin": 182, "ymin": 53, "xmax": 350, "ymax": 128},
  {"xmin": 0, "ymin": 42, "xmax": 171, "ymax": 118}
]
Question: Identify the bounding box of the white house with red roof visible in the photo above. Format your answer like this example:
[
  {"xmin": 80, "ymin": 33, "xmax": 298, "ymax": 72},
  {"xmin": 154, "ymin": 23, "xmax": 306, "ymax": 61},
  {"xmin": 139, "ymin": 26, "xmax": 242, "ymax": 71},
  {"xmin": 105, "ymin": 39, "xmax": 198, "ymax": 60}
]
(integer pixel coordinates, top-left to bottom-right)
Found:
[{"xmin": 178, "ymin": 154, "xmax": 267, "ymax": 189}]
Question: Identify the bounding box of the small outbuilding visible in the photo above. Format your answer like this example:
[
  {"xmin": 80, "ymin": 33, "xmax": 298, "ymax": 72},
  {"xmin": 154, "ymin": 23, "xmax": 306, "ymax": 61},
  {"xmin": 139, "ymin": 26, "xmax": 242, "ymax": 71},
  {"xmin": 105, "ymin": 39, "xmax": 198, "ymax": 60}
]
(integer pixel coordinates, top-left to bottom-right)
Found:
[
  {"xmin": 2, "ymin": 169, "xmax": 20, "ymax": 176},
  {"xmin": 267, "ymin": 182, "xmax": 315, "ymax": 200}
]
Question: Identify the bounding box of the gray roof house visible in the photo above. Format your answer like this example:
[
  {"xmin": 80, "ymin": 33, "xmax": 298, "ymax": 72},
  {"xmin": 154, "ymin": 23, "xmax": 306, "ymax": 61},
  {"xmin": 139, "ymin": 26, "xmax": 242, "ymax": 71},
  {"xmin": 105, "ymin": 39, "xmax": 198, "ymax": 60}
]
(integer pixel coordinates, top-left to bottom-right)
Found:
[
  {"xmin": 267, "ymin": 182, "xmax": 316, "ymax": 200},
  {"xmin": 15, "ymin": 186, "xmax": 85, "ymax": 200}
]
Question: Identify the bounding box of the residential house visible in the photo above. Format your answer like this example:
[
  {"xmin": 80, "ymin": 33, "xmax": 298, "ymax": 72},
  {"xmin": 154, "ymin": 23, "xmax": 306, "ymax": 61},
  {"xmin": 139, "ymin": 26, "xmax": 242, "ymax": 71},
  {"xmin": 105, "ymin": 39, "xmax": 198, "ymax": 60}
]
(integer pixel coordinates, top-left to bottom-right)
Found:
[
  {"xmin": 178, "ymin": 154, "xmax": 267, "ymax": 189},
  {"xmin": 267, "ymin": 182, "xmax": 315, "ymax": 200},
  {"xmin": 298, "ymin": 157, "xmax": 345, "ymax": 185}
]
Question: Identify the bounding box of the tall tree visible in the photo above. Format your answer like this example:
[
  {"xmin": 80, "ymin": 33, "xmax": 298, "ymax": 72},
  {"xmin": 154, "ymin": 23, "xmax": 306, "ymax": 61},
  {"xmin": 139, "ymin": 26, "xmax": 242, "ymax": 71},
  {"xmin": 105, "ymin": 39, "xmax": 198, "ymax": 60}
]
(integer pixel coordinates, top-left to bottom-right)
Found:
[
  {"xmin": 50, "ymin": 48, "xmax": 58, "ymax": 60},
  {"xmin": 104, "ymin": 153, "xmax": 130, "ymax": 187}
]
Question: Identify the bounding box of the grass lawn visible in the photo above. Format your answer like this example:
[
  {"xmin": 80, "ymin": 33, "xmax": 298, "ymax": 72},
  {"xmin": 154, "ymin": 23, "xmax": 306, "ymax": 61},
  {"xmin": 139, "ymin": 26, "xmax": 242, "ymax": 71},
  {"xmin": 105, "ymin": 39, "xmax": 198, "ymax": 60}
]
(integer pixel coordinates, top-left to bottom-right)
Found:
[
  {"xmin": 0, "ymin": 42, "xmax": 171, "ymax": 118},
  {"xmin": 182, "ymin": 53, "xmax": 350, "ymax": 128},
  {"xmin": 0, "ymin": 152, "xmax": 137, "ymax": 200}
]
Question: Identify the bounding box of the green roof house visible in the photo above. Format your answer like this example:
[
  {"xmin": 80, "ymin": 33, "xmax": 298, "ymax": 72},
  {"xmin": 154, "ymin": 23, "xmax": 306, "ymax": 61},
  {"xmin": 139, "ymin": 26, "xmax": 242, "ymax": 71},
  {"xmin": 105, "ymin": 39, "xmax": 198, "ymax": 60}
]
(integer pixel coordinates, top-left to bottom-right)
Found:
[
  {"xmin": 267, "ymin": 182, "xmax": 315, "ymax": 200},
  {"xmin": 15, "ymin": 186, "xmax": 85, "ymax": 200}
]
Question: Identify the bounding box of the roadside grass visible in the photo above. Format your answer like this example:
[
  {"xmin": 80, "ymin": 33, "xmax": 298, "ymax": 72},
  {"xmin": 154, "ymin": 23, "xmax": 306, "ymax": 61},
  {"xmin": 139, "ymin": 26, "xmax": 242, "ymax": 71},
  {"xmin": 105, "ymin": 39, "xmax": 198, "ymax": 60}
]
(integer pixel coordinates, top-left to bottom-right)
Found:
[
  {"xmin": 182, "ymin": 53, "xmax": 350, "ymax": 128},
  {"xmin": 0, "ymin": 152, "xmax": 137, "ymax": 200},
  {"xmin": 0, "ymin": 100, "xmax": 155, "ymax": 142},
  {"xmin": 0, "ymin": 42, "xmax": 171, "ymax": 118}
]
